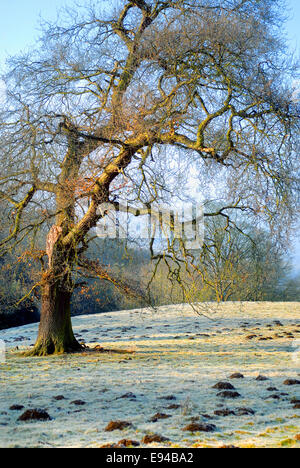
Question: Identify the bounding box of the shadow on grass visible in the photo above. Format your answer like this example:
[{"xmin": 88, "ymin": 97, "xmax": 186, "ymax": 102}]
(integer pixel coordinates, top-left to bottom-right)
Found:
[{"xmin": 15, "ymin": 344, "xmax": 136, "ymax": 358}]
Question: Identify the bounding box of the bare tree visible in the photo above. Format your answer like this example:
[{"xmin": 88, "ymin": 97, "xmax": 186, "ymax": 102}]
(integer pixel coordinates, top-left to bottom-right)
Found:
[
  {"xmin": 195, "ymin": 217, "xmax": 251, "ymax": 302},
  {"xmin": 192, "ymin": 215, "xmax": 288, "ymax": 302},
  {"xmin": 0, "ymin": 0, "xmax": 298, "ymax": 355}
]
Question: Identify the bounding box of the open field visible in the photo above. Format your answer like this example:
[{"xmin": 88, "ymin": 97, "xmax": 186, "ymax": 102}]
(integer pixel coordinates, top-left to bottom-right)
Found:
[{"xmin": 0, "ymin": 302, "xmax": 299, "ymax": 448}]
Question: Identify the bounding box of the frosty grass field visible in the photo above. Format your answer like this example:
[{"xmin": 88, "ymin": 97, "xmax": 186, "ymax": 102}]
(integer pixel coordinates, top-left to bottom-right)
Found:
[{"xmin": 0, "ymin": 302, "xmax": 299, "ymax": 448}]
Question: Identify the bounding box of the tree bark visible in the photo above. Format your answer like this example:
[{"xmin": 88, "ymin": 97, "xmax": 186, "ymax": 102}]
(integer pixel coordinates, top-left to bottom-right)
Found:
[
  {"xmin": 29, "ymin": 272, "xmax": 82, "ymax": 356},
  {"xmin": 29, "ymin": 224, "xmax": 82, "ymax": 356},
  {"xmin": 29, "ymin": 131, "xmax": 98, "ymax": 356}
]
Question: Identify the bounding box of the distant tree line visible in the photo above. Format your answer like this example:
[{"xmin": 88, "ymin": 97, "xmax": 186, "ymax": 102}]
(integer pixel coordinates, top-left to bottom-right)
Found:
[{"xmin": 1, "ymin": 225, "xmax": 299, "ymax": 329}]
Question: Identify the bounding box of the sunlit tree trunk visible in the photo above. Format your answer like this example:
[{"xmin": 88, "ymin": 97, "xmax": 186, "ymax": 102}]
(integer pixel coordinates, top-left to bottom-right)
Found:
[
  {"xmin": 31, "ymin": 270, "xmax": 81, "ymax": 356},
  {"xmin": 30, "ymin": 139, "xmax": 83, "ymax": 356},
  {"xmin": 29, "ymin": 222, "xmax": 82, "ymax": 356}
]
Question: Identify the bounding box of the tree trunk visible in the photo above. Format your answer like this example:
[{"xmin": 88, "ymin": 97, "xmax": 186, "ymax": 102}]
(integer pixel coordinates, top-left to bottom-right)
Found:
[
  {"xmin": 29, "ymin": 273, "xmax": 82, "ymax": 356},
  {"xmin": 29, "ymin": 223, "xmax": 82, "ymax": 356},
  {"xmin": 29, "ymin": 133, "xmax": 86, "ymax": 356}
]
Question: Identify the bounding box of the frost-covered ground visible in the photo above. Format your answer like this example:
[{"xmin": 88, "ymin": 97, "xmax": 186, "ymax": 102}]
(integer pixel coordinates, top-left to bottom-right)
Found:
[{"xmin": 0, "ymin": 302, "xmax": 299, "ymax": 448}]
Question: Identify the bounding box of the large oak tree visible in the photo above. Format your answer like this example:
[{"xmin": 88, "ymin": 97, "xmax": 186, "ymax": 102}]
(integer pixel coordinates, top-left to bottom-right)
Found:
[{"xmin": 0, "ymin": 0, "xmax": 298, "ymax": 355}]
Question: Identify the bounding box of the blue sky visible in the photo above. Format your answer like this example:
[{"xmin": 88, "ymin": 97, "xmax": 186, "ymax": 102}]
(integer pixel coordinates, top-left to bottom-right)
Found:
[
  {"xmin": 0, "ymin": 0, "xmax": 72, "ymax": 67},
  {"xmin": 0, "ymin": 0, "xmax": 299, "ymax": 68},
  {"xmin": 0, "ymin": 0, "xmax": 299, "ymax": 270}
]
